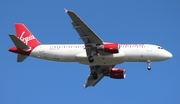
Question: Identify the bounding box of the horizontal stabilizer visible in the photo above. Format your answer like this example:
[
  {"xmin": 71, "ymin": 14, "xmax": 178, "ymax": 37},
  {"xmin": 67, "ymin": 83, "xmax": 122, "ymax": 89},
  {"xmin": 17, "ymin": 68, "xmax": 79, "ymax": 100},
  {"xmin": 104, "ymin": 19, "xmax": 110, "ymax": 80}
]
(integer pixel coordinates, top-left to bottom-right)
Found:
[
  {"xmin": 17, "ymin": 54, "xmax": 27, "ymax": 62},
  {"xmin": 9, "ymin": 34, "xmax": 29, "ymax": 50}
]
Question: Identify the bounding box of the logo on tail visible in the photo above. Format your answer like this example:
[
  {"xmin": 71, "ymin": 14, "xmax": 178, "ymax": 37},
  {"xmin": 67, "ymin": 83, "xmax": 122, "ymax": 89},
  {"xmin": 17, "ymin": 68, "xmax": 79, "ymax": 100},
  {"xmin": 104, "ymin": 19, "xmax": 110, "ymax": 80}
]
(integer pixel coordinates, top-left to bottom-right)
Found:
[
  {"xmin": 19, "ymin": 31, "xmax": 35, "ymax": 45},
  {"xmin": 14, "ymin": 23, "xmax": 41, "ymax": 49}
]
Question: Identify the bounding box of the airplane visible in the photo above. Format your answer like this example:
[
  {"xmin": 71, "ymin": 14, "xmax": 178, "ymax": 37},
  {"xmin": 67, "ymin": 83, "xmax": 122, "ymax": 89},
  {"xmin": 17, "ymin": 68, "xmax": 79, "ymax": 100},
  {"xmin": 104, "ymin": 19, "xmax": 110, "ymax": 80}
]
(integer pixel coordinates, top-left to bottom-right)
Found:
[{"xmin": 8, "ymin": 9, "xmax": 172, "ymax": 88}]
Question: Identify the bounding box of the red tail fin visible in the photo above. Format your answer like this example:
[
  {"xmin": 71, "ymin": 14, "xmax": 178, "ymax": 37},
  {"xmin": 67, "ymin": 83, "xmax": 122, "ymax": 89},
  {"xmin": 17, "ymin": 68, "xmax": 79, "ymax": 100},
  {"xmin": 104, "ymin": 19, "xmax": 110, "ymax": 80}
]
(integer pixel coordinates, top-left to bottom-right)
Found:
[{"xmin": 15, "ymin": 24, "xmax": 41, "ymax": 49}]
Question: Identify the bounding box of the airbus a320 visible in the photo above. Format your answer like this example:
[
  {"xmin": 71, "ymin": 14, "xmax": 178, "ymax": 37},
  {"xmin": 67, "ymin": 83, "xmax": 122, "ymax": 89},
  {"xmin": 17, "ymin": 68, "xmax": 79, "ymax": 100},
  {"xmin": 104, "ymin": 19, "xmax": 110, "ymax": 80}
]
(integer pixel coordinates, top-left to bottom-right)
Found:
[{"xmin": 8, "ymin": 9, "xmax": 172, "ymax": 88}]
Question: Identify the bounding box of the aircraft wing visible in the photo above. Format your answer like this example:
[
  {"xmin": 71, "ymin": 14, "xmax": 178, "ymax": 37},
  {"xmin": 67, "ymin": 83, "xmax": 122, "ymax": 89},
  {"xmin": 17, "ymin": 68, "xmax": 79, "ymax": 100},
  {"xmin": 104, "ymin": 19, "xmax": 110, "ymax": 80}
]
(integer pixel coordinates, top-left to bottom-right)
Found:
[
  {"xmin": 65, "ymin": 9, "xmax": 119, "ymax": 88},
  {"xmin": 84, "ymin": 65, "xmax": 115, "ymax": 88},
  {"xmin": 65, "ymin": 9, "xmax": 103, "ymax": 45},
  {"xmin": 65, "ymin": 9, "xmax": 106, "ymax": 55}
]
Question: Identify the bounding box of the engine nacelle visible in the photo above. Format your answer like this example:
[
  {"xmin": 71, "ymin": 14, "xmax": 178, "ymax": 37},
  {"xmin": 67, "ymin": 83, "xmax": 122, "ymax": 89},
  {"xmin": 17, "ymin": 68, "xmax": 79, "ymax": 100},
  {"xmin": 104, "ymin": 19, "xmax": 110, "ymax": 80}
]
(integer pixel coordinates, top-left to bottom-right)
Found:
[
  {"xmin": 97, "ymin": 44, "xmax": 119, "ymax": 53},
  {"xmin": 109, "ymin": 68, "xmax": 126, "ymax": 79}
]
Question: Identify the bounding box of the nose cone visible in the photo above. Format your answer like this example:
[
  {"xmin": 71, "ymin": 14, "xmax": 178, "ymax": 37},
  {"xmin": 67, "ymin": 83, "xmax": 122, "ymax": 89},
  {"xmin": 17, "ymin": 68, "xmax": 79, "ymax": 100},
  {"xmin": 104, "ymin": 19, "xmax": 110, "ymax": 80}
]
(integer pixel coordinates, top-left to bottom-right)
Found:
[{"xmin": 164, "ymin": 51, "xmax": 173, "ymax": 59}]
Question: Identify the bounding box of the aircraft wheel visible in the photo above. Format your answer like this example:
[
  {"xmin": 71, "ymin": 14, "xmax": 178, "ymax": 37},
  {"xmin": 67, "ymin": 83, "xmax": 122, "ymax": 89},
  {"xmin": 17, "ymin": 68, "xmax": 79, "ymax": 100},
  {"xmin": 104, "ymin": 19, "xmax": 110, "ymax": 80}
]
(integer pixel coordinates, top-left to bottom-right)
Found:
[
  {"xmin": 147, "ymin": 60, "xmax": 151, "ymax": 71},
  {"xmin": 88, "ymin": 55, "xmax": 94, "ymax": 63}
]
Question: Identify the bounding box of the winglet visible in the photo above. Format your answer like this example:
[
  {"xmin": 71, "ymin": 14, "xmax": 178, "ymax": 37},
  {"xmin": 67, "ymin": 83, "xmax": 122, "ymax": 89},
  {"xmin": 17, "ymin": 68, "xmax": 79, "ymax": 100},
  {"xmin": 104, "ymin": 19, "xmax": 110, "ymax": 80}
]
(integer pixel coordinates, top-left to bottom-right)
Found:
[{"xmin": 64, "ymin": 8, "xmax": 68, "ymax": 13}]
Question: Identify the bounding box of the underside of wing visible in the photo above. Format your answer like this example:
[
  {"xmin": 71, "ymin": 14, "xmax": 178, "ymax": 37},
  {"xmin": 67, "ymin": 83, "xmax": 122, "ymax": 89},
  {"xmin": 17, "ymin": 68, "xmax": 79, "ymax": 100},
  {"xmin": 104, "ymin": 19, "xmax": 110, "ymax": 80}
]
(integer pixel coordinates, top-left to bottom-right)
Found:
[
  {"xmin": 84, "ymin": 65, "xmax": 115, "ymax": 88},
  {"xmin": 85, "ymin": 73, "xmax": 104, "ymax": 88}
]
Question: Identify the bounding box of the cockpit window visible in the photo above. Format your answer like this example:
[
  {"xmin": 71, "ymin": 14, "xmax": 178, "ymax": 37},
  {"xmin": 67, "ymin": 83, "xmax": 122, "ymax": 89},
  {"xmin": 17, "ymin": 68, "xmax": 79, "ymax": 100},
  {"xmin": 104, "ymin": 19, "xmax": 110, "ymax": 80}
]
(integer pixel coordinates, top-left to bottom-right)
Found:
[{"xmin": 158, "ymin": 47, "xmax": 163, "ymax": 49}]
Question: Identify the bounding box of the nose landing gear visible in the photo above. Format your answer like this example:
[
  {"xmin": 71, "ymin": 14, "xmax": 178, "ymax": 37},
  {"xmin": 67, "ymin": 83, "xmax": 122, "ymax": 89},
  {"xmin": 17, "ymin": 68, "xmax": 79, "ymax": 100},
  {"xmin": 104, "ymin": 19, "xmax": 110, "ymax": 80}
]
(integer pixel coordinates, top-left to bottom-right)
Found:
[{"xmin": 147, "ymin": 60, "xmax": 151, "ymax": 70}]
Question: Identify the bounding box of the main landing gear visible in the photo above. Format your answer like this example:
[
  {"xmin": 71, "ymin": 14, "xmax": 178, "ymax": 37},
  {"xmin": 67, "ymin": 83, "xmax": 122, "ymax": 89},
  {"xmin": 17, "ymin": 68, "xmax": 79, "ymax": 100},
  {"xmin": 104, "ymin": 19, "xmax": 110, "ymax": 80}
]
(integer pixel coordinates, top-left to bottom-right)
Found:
[
  {"xmin": 88, "ymin": 49, "xmax": 97, "ymax": 63},
  {"xmin": 88, "ymin": 55, "xmax": 94, "ymax": 63},
  {"xmin": 147, "ymin": 60, "xmax": 151, "ymax": 70},
  {"xmin": 91, "ymin": 66, "xmax": 100, "ymax": 80}
]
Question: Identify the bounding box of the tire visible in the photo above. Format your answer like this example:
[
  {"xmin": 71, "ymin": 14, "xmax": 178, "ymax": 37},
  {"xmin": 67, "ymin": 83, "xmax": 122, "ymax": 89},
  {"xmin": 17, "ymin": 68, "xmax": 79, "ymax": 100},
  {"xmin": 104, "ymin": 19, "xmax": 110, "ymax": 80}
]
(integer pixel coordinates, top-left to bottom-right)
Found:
[{"xmin": 88, "ymin": 55, "xmax": 94, "ymax": 63}]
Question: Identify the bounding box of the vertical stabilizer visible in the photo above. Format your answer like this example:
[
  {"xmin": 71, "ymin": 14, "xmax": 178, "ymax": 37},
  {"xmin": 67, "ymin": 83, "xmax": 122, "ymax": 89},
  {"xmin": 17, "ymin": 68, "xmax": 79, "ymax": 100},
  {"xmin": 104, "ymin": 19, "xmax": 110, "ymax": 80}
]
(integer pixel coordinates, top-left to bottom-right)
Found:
[
  {"xmin": 9, "ymin": 24, "xmax": 41, "ymax": 62},
  {"xmin": 15, "ymin": 24, "xmax": 41, "ymax": 49}
]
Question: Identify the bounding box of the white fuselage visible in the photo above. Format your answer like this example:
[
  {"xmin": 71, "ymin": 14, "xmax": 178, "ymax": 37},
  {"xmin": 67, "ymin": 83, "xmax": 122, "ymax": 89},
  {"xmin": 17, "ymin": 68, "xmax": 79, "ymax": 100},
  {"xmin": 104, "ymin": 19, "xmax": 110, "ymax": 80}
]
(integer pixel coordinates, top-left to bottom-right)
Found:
[{"xmin": 30, "ymin": 44, "xmax": 172, "ymax": 65}]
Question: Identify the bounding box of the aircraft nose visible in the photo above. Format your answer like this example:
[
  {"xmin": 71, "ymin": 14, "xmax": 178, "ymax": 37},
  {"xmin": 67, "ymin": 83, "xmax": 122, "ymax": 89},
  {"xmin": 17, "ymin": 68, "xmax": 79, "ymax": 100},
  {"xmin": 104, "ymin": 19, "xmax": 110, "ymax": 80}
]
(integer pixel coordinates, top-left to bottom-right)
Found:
[{"xmin": 165, "ymin": 51, "xmax": 173, "ymax": 59}]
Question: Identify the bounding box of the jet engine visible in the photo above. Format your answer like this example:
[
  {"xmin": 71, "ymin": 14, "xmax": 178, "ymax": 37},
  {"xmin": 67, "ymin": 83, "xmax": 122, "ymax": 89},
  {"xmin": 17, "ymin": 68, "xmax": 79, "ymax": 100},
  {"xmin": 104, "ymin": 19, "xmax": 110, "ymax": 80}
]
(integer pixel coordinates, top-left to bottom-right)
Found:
[
  {"xmin": 109, "ymin": 68, "xmax": 126, "ymax": 79},
  {"xmin": 97, "ymin": 44, "xmax": 119, "ymax": 53}
]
